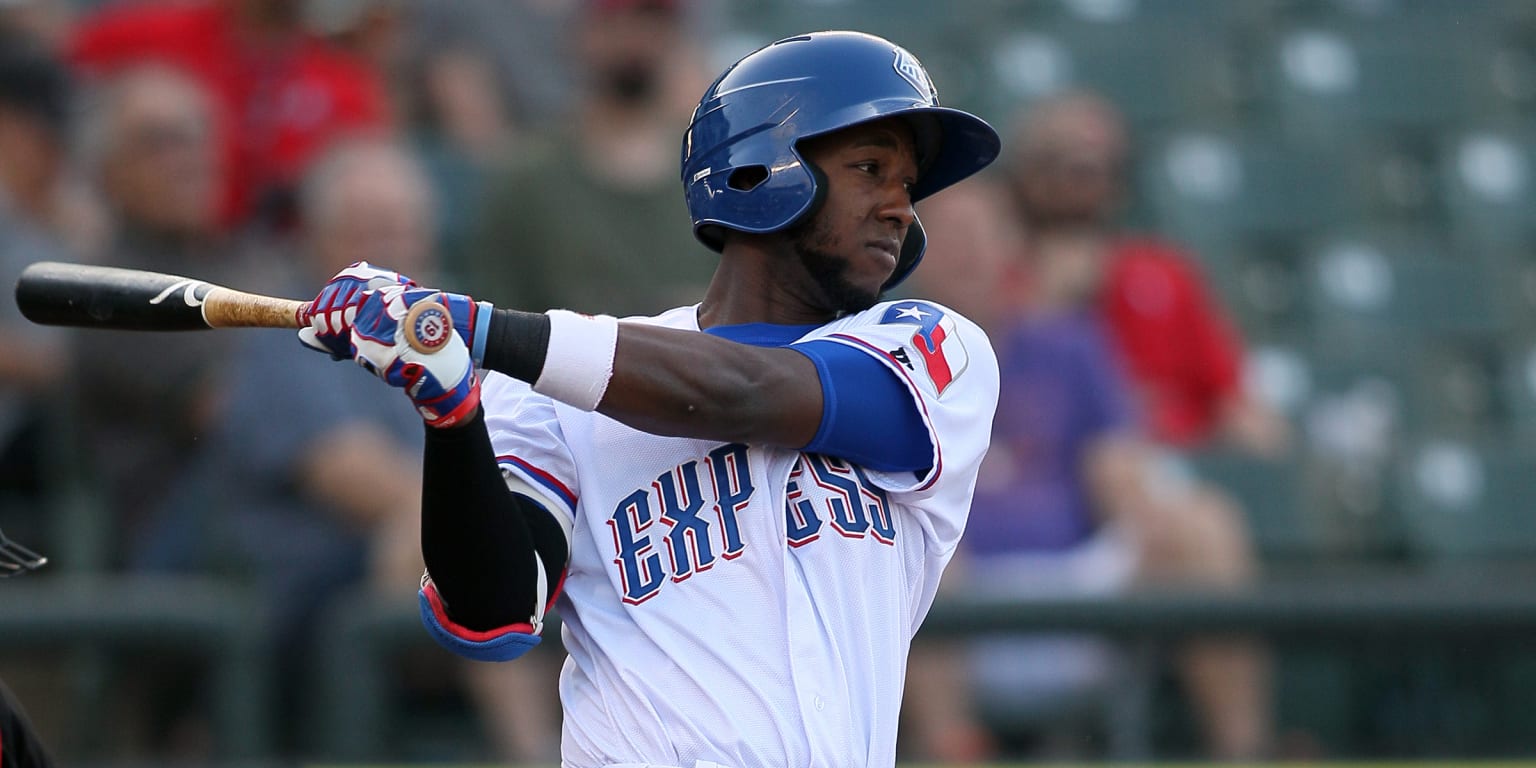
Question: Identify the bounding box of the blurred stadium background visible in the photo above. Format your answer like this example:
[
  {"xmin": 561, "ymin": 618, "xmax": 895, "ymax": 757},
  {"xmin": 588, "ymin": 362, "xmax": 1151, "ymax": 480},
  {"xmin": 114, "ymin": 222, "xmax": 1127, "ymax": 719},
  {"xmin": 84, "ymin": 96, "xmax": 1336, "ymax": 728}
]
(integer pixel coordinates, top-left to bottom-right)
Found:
[{"xmin": 3, "ymin": 0, "xmax": 1536, "ymax": 765}]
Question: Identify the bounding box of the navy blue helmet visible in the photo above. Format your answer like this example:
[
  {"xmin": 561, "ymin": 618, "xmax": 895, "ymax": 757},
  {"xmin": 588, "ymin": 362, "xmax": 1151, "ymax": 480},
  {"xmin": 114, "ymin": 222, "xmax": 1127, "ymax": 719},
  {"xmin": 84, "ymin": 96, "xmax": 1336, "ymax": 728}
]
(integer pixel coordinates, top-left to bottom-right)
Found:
[{"xmin": 681, "ymin": 31, "xmax": 1000, "ymax": 289}]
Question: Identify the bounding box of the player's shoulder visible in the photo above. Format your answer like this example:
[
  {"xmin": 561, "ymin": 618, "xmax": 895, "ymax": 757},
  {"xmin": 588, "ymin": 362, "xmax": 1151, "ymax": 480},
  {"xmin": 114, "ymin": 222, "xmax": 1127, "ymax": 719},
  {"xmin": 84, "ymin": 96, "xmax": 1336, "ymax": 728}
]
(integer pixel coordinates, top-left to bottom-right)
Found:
[
  {"xmin": 806, "ymin": 298, "xmax": 997, "ymax": 401},
  {"xmin": 619, "ymin": 303, "xmax": 700, "ymax": 329},
  {"xmin": 814, "ymin": 298, "xmax": 986, "ymax": 342}
]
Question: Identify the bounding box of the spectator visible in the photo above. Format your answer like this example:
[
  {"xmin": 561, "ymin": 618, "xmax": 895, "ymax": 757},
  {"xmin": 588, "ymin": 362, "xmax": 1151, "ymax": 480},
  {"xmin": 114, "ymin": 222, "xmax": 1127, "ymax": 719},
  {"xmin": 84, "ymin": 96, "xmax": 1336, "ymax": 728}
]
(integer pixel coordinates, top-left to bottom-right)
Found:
[
  {"xmin": 894, "ymin": 175, "xmax": 1022, "ymax": 330},
  {"xmin": 404, "ymin": 0, "xmax": 580, "ymax": 131},
  {"xmin": 1007, "ymin": 90, "xmax": 1291, "ymax": 458},
  {"xmin": 140, "ymin": 138, "xmax": 559, "ymax": 760},
  {"xmin": 305, "ymin": 0, "xmax": 409, "ymax": 81},
  {"xmin": 463, "ymin": 0, "xmax": 715, "ymax": 316},
  {"xmin": 0, "ymin": 0, "xmax": 72, "ymax": 53},
  {"xmin": 70, "ymin": 63, "xmax": 235, "ymax": 565},
  {"xmin": 134, "ymin": 137, "xmax": 426, "ymax": 754},
  {"xmin": 405, "ymin": 39, "xmax": 525, "ymax": 279},
  {"xmin": 1005, "ymin": 92, "xmax": 1283, "ymax": 757},
  {"xmin": 903, "ymin": 172, "xmax": 1272, "ymax": 761},
  {"xmin": 0, "ymin": 37, "xmax": 71, "ymax": 507},
  {"xmin": 68, "ymin": 0, "xmax": 392, "ymax": 231}
]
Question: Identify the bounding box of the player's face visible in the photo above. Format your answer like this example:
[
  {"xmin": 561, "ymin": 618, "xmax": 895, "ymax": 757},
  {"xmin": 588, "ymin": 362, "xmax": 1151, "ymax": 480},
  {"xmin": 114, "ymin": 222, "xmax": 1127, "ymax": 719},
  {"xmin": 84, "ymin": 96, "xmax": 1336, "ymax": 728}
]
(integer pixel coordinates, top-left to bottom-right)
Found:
[{"xmin": 789, "ymin": 118, "xmax": 920, "ymax": 312}]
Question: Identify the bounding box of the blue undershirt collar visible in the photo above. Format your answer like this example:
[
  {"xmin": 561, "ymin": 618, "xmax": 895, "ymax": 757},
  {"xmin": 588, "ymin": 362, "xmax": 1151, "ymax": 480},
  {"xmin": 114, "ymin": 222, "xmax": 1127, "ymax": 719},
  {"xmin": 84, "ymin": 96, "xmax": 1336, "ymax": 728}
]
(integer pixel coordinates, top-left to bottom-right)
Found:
[{"xmin": 702, "ymin": 322, "xmax": 821, "ymax": 347}]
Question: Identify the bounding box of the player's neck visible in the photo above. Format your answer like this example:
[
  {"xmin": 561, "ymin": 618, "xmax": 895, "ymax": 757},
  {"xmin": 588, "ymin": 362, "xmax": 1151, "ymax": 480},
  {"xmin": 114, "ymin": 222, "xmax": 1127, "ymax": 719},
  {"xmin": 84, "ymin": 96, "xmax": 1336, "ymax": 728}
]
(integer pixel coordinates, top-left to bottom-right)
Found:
[{"xmin": 699, "ymin": 245, "xmax": 841, "ymax": 329}]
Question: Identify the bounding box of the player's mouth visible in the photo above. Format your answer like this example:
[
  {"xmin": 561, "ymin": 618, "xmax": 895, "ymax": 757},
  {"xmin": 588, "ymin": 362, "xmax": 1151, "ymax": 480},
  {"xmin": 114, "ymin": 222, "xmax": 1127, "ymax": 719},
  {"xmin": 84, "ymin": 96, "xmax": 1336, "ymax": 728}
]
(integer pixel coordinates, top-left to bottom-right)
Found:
[{"xmin": 866, "ymin": 238, "xmax": 900, "ymax": 270}]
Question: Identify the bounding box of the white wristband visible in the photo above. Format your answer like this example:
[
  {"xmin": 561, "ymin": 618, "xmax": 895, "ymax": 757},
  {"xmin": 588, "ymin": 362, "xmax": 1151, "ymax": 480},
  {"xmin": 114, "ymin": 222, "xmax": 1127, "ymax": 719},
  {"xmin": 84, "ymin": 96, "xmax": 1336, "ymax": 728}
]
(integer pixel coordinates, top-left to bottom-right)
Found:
[{"xmin": 534, "ymin": 309, "xmax": 619, "ymax": 411}]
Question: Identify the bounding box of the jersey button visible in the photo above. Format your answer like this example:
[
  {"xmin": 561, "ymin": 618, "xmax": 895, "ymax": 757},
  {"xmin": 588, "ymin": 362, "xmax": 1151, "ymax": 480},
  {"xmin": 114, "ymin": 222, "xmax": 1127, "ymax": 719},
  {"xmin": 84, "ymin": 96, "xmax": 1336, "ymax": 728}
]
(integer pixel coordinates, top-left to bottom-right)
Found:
[{"xmin": 813, "ymin": 695, "xmax": 825, "ymax": 711}]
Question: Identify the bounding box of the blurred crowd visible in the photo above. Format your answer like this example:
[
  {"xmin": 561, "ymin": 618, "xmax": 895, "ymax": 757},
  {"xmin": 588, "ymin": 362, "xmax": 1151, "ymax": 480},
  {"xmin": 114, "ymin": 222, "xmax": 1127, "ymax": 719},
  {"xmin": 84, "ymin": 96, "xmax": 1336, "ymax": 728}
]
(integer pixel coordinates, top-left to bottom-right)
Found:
[{"xmin": 0, "ymin": 0, "xmax": 1327, "ymax": 764}]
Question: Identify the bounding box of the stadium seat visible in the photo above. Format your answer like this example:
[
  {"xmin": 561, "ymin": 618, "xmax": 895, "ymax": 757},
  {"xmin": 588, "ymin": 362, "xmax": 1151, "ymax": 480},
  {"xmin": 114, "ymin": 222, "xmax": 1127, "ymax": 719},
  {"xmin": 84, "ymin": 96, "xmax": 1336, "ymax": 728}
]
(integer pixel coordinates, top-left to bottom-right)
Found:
[
  {"xmin": 1142, "ymin": 131, "xmax": 1371, "ymax": 255},
  {"xmin": 1395, "ymin": 437, "xmax": 1536, "ymax": 562},
  {"xmin": 985, "ymin": 20, "xmax": 1243, "ymax": 133},
  {"xmin": 1281, "ymin": 0, "xmax": 1536, "ymax": 47},
  {"xmin": 1499, "ymin": 336, "xmax": 1536, "ymax": 442},
  {"xmin": 1303, "ymin": 229, "xmax": 1503, "ymax": 344},
  {"xmin": 1200, "ymin": 240, "xmax": 1312, "ymax": 337},
  {"xmin": 1255, "ymin": 18, "xmax": 1527, "ymax": 228},
  {"xmin": 1404, "ymin": 336, "xmax": 1508, "ymax": 437},
  {"xmin": 1259, "ymin": 22, "xmax": 1518, "ymax": 142},
  {"xmin": 1440, "ymin": 128, "xmax": 1536, "ymax": 250},
  {"xmin": 1287, "ymin": 339, "xmax": 1413, "ymax": 561},
  {"xmin": 1489, "ymin": 256, "xmax": 1536, "ymax": 335},
  {"xmin": 1189, "ymin": 449, "xmax": 1309, "ymax": 562}
]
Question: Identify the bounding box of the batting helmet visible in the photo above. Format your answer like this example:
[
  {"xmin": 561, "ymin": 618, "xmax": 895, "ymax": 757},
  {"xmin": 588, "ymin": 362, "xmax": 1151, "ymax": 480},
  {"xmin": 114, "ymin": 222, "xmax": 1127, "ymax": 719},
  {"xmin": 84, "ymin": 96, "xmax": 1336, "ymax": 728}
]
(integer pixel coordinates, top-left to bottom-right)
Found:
[{"xmin": 681, "ymin": 30, "xmax": 1000, "ymax": 289}]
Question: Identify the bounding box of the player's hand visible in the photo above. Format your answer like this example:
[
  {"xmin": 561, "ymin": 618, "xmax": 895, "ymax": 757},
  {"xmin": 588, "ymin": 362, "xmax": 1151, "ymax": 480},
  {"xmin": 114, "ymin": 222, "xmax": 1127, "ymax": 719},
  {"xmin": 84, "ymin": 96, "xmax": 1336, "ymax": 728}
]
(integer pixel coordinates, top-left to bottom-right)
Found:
[
  {"xmin": 299, "ymin": 261, "xmax": 417, "ymax": 360},
  {"xmin": 299, "ymin": 263, "xmax": 493, "ymax": 365},
  {"xmin": 350, "ymin": 285, "xmax": 481, "ymax": 428}
]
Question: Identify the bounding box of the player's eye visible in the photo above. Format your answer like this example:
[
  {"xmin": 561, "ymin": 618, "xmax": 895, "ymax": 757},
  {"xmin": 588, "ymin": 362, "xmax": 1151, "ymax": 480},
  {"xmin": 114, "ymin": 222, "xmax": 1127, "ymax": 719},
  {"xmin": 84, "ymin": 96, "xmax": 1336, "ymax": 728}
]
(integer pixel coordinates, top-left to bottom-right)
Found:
[{"xmin": 853, "ymin": 160, "xmax": 879, "ymax": 175}]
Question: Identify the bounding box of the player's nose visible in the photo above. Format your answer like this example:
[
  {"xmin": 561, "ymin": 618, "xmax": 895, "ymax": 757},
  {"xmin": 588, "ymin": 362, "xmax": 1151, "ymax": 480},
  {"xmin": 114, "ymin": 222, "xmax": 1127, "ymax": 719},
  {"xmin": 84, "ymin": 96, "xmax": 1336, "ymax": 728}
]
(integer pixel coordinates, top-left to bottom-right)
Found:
[{"xmin": 879, "ymin": 185, "xmax": 917, "ymax": 231}]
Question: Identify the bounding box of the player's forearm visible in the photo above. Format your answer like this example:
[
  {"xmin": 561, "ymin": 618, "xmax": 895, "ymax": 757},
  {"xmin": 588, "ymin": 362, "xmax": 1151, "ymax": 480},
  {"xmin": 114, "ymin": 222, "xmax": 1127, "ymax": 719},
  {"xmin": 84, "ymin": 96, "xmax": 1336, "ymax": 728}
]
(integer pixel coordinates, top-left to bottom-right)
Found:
[
  {"xmin": 421, "ymin": 408, "xmax": 568, "ymax": 632},
  {"xmin": 481, "ymin": 309, "xmax": 822, "ymax": 447},
  {"xmin": 602, "ymin": 323, "xmax": 821, "ymax": 445}
]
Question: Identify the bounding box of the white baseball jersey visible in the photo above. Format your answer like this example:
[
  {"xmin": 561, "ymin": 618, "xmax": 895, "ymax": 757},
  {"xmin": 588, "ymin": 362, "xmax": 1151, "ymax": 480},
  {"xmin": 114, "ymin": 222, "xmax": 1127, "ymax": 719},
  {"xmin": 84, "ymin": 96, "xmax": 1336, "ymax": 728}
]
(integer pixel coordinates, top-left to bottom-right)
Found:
[{"xmin": 478, "ymin": 299, "xmax": 998, "ymax": 768}]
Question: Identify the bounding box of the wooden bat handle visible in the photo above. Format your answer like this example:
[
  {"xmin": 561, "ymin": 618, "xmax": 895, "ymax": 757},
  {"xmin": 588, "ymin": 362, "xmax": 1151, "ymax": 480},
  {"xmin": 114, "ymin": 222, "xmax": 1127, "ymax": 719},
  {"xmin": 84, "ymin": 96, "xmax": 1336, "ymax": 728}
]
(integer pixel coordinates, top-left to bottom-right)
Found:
[{"xmin": 202, "ymin": 287, "xmax": 307, "ymax": 329}]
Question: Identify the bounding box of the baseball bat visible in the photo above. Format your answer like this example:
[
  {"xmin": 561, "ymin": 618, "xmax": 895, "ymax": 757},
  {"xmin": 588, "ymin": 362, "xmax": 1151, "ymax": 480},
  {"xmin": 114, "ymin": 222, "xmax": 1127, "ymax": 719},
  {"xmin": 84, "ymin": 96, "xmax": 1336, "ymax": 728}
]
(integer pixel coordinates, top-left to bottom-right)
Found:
[{"xmin": 14, "ymin": 261, "xmax": 448, "ymax": 353}]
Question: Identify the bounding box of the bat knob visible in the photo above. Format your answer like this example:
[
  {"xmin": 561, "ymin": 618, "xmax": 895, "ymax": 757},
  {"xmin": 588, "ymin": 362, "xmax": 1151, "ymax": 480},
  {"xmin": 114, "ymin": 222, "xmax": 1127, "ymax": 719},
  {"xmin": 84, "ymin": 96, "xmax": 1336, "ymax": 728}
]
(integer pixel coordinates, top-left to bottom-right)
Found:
[{"xmin": 404, "ymin": 300, "xmax": 453, "ymax": 354}]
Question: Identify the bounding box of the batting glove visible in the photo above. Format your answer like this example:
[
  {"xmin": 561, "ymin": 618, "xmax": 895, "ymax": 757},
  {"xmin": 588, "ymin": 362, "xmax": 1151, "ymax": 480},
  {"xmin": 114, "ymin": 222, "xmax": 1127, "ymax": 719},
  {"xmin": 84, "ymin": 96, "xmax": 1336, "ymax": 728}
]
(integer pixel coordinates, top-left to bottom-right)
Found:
[
  {"xmin": 299, "ymin": 263, "xmax": 495, "ymax": 365},
  {"xmin": 299, "ymin": 261, "xmax": 417, "ymax": 360},
  {"xmin": 351, "ymin": 285, "xmax": 482, "ymax": 428}
]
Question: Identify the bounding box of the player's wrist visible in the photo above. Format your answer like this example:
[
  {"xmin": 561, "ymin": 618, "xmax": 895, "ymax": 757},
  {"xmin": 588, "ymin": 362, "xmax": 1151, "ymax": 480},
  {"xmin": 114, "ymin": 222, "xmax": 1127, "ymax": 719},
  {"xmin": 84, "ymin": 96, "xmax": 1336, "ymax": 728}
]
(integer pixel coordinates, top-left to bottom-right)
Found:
[
  {"xmin": 432, "ymin": 291, "xmax": 495, "ymax": 365},
  {"xmin": 481, "ymin": 308, "xmax": 618, "ymax": 411},
  {"xmin": 537, "ymin": 310, "xmax": 618, "ymax": 410},
  {"xmin": 417, "ymin": 375, "xmax": 482, "ymax": 429},
  {"xmin": 483, "ymin": 309, "xmax": 551, "ymax": 382}
]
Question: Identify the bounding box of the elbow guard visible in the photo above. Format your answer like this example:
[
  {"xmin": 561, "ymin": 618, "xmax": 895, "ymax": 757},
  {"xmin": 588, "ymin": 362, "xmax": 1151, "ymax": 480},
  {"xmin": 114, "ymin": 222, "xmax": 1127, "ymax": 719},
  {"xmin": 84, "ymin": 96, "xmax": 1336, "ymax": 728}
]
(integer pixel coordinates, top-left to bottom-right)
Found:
[{"xmin": 418, "ymin": 575, "xmax": 543, "ymax": 662}]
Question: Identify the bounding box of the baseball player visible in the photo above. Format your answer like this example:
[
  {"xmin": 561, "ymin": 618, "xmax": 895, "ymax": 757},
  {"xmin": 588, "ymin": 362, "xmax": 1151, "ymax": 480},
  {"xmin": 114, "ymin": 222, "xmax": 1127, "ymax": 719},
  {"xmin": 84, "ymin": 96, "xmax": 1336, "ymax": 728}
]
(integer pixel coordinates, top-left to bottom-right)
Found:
[
  {"xmin": 301, "ymin": 31, "xmax": 1000, "ymax": 768},
  {"xmin": 0, "ymin": 527, "xmax": 53, "ymax": 768},
  {"xmin": 0, "ymin": 678, "xmax": 53, "ymax": 768}
]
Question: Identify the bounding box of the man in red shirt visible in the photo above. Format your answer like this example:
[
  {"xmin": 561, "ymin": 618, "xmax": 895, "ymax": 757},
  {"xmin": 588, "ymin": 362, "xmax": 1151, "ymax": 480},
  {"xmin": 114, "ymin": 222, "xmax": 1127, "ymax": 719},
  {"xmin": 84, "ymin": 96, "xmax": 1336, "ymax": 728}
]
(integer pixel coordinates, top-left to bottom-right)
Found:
[
  {"xmin": 1006, "ymin": 91, "xmax": 1290, "ymax": 457},
  {"xmin": 69, "ymin": 0, "xmax": 391, "ymax": 230}
]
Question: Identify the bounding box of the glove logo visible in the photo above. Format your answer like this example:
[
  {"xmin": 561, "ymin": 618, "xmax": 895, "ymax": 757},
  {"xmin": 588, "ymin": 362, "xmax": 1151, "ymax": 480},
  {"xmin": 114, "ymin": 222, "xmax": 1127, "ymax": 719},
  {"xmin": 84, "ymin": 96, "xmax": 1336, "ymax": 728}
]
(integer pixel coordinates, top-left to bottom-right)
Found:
[{"xmin": 410, "ymin": 304, "xmax": 452, "ymax": 350}]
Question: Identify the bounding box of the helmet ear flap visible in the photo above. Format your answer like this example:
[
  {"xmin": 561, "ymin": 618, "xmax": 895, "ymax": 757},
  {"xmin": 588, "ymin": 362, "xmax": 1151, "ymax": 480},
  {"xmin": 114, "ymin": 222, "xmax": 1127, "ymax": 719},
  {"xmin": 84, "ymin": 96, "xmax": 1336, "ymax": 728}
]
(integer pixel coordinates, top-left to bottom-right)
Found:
[
  {"xmin": 800, "ymin": 154, "xmax": 829, "ymax": 224},
  {"xmin": 696, "ymin": 164, "xmax": 774, "ymax": 252},
  {"xmin": 884, "ymin": 217, "xmax": 925, "ymax": 291}
]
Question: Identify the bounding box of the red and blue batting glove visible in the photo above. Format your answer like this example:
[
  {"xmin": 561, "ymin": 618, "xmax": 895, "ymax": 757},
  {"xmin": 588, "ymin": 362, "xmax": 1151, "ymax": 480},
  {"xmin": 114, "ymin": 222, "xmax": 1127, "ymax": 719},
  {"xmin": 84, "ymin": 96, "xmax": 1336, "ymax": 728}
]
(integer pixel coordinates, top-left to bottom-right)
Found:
[
  {"xmin": 350, "ymin": 285, "xmax": 482, "ymax": 428},
  {"xmin": 299, "ymin": 262, "xmax": 495, "ymax": 365},
  {"xmin": 299, "ymin": 262, "xmax": 418, "ymax": 360}
]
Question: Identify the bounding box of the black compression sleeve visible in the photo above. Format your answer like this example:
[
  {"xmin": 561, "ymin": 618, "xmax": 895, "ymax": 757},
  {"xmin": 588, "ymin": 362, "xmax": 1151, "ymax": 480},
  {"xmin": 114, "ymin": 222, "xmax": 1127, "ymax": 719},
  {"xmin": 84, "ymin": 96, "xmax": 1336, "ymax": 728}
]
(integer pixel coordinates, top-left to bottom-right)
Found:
[
  {"xmin": 481, "ymin": 308, "xmax": 551, "ymax": 383},
  {"xmin": 421, "ymin": 407, "xmax": 569, "ymax": 632}
]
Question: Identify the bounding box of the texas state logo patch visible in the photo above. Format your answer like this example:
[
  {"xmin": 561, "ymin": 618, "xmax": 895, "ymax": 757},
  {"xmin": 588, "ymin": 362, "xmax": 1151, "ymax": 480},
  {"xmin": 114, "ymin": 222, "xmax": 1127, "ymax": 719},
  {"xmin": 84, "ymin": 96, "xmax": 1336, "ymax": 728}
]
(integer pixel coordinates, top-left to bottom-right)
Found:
[{"xmin": 881, "ymin": 302, "xmax": 968, "ymax": 396}]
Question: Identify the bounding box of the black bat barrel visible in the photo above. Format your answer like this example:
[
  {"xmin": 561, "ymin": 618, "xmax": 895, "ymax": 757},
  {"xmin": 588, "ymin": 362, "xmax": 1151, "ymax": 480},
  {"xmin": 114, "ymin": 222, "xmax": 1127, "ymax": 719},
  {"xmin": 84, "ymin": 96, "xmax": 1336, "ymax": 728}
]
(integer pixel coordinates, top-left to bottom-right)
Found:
[{"xmin": 15, "ymin": 261, "xmax": 216, "ymax": 331}]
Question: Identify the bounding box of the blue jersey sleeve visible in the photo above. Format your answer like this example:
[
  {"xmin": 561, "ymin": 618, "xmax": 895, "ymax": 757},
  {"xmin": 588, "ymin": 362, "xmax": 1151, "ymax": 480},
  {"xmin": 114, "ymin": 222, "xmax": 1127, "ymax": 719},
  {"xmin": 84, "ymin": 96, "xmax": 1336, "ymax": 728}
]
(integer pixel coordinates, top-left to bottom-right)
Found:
[{"xmin": 792, "ymin": 338, "xmax": 934, "ymax": 473}]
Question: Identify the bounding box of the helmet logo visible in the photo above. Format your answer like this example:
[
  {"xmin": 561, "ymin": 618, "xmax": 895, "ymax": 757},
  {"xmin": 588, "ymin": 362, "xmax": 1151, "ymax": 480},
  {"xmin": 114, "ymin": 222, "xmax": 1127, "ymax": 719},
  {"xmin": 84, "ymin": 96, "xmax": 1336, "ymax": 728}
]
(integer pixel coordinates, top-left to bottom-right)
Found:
[{"xmin": 893, "ymin": 49, "xmax": 937, "ymax": 103}]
